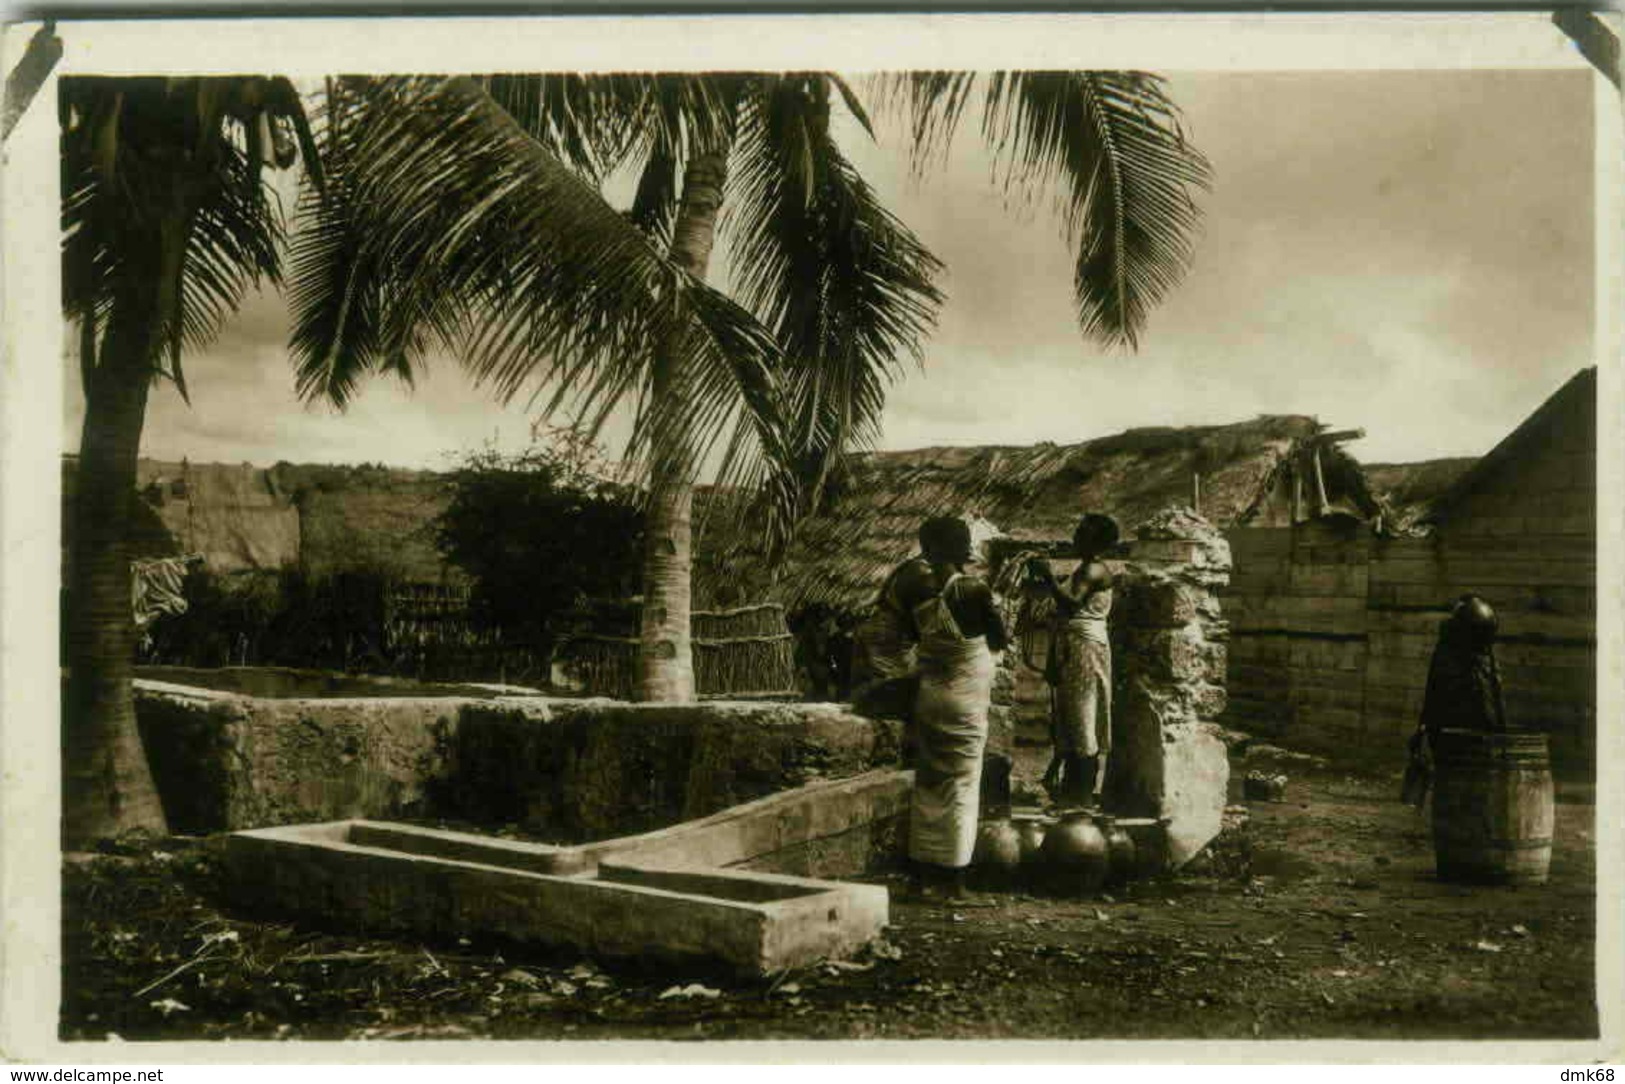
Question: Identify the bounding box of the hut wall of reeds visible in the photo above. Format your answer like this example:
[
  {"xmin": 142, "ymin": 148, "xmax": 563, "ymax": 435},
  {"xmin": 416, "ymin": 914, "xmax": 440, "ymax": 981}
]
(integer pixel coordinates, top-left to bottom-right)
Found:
[
  {"xmin": 124, "ymin": 458, "xmax": 456, "ymax": 583},
  {"xmin": 133, "ymin": 459, "xmax": 302, "ymax": 573},
  {"xmin": 67, "ymin": 456, "xmax": 799, "ymax": 696}
]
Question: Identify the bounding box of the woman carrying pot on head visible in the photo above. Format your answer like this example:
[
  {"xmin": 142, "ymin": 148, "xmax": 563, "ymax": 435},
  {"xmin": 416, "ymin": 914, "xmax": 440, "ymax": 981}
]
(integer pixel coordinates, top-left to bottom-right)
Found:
[
  {"xmin": 907, "ymin": 515, "xmax": 1009, "ymax": 901},
  {"xmin": 1028, "ymin": 513, "xmax": 1120, "ymax": 808},
  {"xmin": 1403, "ymin": 593, "xmax": 1507, "ymax": 806}
]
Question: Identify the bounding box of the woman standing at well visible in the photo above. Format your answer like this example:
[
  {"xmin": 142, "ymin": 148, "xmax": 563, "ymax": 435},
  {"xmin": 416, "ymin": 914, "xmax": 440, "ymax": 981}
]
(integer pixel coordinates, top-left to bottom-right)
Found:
[
  {"xmin": 1031, "ymin": 514, "xmax": 1119, "ymax": 808},
  {"xmin": 908, "ymin": 515, "xmax": 1009, "ymax": 900},
  {"xmin": 851, "ymin": 535, "xmax": 932, "ymax": 704}
]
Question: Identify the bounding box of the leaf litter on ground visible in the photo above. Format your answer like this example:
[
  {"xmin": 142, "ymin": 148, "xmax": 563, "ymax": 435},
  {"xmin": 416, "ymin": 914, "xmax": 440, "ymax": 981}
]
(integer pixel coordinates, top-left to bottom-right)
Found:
[{"xmin": 658, "ymin": 983, "xmax": 721, "ymax": 1001}]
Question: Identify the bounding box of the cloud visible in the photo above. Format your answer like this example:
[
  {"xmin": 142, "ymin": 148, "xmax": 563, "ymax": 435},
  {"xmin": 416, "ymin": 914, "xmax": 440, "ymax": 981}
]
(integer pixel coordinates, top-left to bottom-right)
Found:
[{"xmin": 71, "ymin": 68, "xmax": 1593, "ymax": 476}]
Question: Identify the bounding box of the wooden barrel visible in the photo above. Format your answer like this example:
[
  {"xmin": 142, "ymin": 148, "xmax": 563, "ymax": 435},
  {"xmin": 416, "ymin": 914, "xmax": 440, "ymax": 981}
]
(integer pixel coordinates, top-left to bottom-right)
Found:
[{"xmin": 1431, "ymin": 728, "xmax": 1554, "ymax": 886}]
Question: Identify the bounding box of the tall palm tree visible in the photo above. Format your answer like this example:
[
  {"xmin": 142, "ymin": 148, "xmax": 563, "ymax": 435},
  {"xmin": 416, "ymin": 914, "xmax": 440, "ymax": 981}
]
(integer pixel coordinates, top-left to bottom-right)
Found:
[
  {"xmin": 60, "ymin": 76, "xmax": 319, "ymax": 846},
  {"xmin": 57, "ymin": 75, "xmax": 785, "ymax": 846},
  {"xmin": 292, "ymin": 71, "xmax": 1210, "ymax": 703}
]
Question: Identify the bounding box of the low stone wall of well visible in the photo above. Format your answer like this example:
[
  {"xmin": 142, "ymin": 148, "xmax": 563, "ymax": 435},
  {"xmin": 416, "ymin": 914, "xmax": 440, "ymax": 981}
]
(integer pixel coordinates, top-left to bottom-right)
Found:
[{"xmin": 134, "ymin": 682, "xmax": 900, "ymax": 839}]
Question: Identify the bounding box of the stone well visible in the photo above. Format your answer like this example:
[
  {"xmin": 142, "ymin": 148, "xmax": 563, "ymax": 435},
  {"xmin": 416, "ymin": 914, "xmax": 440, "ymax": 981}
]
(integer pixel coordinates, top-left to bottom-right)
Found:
[
  {"xmin": 133, "ymin": 681, "xmax": 901, "ymax": 840},
  {"xmin": 988, "ymin": 506, "xmax": 1233, "ymax": 870},
  {"xmin": 1106, "ymin": 508, "xmax": 1233, "ymax": 868}
]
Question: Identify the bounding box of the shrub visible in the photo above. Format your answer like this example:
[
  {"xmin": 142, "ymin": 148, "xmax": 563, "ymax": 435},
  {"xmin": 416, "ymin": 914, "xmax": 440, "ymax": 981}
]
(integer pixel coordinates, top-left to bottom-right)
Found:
[{"xmin": 434, "ymin": 429, "xmax": 644, "ymax": 658}]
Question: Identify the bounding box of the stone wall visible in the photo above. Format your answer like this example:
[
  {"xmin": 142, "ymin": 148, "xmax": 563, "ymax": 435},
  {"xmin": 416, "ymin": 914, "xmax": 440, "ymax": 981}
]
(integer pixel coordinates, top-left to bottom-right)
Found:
[
  {"xmin": 135, "ymin": 682, "xmax": 464, "ymax": 834},
  {"xmin": 134, "ymin": 681, "xmax": 900, "ymax": 839},
  {"xmin": 436, "ymin": 700, "xmax": 901, "ymax": 841},
  {"xmin": 1106, "ymin": 509, "xmax": 1233, "ymax": 867},
  {"xmin": 985, "ymin": 509, "xmax": 1234, "ymax": 869}
]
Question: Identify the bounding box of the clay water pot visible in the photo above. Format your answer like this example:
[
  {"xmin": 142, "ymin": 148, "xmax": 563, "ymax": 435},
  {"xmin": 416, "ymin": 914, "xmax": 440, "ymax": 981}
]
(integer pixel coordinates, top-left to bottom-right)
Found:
[
  {"xmin": 1038, "ymin": 810, "xmax": 1110, "ymax": 896},
  {"xmin": 1096, "ymin": 815, "xmax": 1137, "ymax": 887},
  {"xmin": 972, "ymin": 819, "xmax": 1024, "ymax": 887},
  {"xmin": 1015, "ymin": 820, "xmax": 1048, "ymax": 865}
]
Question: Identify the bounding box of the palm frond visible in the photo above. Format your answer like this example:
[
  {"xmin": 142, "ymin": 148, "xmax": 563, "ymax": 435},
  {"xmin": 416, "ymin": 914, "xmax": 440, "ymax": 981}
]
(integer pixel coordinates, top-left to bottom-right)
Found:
[
  {"xmin": 286, "ymin": 79, "xmax": 402, "ymax": 405},
  {"xmin": 868, "ymin": 70, "xmax": 979, "ymax": 173},
  {"xmin": 982, "ymin": 71, "xmax": 1211, "ymax": 350},
  {"xmin": 629, "ymin": 142, "xmax": 681, "ymax": 246},
  {"xmin": 874, "ymin": 69, "xmax": 1210, "ymax": 350},
  {"xmin": 725, "ymin": 74, "xmax": 945, "ymax": 514},
  {"xmin": 60, "ymin": 76, "xmax": 296, "ymax": 394},
  {"xmin": 479, "ymin": 74, "xmax": 631, "ymax": 184},
  {"xmin": 620, "ymin": 74, "xmax": 744, "ymax": 245},
  {"xmin": 289, "ymin": 76, "xmax": 799, "ymax": 535}
]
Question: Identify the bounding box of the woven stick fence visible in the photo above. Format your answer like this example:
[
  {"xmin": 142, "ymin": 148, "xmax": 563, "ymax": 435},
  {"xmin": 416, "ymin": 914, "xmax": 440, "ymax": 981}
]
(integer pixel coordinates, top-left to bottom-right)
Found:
[
  {"xmin": 385, "ymin": 583, "xmax": 487, "ymax": 650},
  {"xmin": 383, "ymin": 583, "xmax": 556, "ymax": 683},
  {"xmin": 555, "ymin": 602, "xmax": 797, "ymax": 699}
]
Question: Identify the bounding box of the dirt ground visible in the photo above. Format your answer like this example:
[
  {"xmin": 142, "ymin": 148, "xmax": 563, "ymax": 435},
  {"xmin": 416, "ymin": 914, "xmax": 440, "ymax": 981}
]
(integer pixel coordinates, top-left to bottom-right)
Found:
[{"xmin": 60, "ymin": 745, "xmax": 1599, "ymax": 1044}]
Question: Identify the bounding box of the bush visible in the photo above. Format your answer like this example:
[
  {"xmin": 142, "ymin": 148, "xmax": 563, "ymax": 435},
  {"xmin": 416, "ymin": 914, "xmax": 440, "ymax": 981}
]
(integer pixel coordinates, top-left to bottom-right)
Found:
[
  {"xmin": 141, "ymin": 566, "xmax": 394, "ymax": 670},
  {"xmin": 434, "ymin": 429, "xmax": 644, "ymax": 658}
]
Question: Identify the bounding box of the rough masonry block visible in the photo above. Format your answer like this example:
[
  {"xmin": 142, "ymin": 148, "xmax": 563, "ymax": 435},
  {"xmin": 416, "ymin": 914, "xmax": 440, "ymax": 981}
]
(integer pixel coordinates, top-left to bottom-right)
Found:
[{"xmin": 1123, "ymin": 582, "xmax": 1205, "ymax": 628}]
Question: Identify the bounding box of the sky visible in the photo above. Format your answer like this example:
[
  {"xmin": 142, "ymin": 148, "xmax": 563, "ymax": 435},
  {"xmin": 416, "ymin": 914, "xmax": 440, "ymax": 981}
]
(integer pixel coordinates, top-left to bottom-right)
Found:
[{"xmin": 62, "ymin": 68, "xmax": 1596, "ymax": 473}]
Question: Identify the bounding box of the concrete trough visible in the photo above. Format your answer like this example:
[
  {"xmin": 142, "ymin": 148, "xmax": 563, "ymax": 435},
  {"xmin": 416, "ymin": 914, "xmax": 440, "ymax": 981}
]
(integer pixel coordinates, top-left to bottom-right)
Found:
[
  {"xmin": 225, "ymin": 820, "xmax": 888, "ymax": 977},
  {"xmin": 315, "ymin": 765, "xmax": 912, "ymax": 880}
]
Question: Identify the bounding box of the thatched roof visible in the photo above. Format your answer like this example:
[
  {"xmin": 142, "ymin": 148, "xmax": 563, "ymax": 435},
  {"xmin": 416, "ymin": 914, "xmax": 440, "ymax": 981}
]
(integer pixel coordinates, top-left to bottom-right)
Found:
[
  {"xmin": 1363, "ymin": 458, "xmax": 1477, "ymax": 535},
  {"xmin": 65, "ymin": 457, "xmax": 459, "ymax": 583},
  {"xmin": 134, "ymin": 459, "xmax": 301, "ymax": 573},
  {"xmin": 696, "ymin": 414, "xmax": 1383, "ymax": 615}
]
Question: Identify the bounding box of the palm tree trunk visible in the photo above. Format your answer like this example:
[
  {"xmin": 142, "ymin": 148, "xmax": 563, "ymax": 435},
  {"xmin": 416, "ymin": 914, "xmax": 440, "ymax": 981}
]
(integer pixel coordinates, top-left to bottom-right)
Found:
[
  {"xmin": 63, "ymin": 300, "xmax": 171, "ymax": 848},
  {"xmin": 635, "ymin": 150, "xmax": 728, "ymax": 703}
]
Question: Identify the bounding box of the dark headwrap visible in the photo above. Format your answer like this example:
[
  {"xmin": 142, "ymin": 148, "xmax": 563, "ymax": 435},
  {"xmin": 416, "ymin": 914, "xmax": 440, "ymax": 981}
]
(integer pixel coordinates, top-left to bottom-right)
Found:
[
  {"xmin": 1420, "ymin": 593, "xmax": 1506, "ymax": 739},
  {"xmin": 918, "ymin": 516, "xmax": 973, "ymax": 564},
  {"xmin": 1073, "ymin": 513, "xmax": 1120, "ymax": 557}
]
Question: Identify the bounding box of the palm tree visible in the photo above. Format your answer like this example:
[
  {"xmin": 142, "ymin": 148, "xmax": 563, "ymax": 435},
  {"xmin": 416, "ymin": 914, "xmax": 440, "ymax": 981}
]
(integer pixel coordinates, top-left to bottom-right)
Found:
[
  {"xmin": 61, "ymin": 69, "xmax": 1204, "ymax": 842},
  {"xmin": 57, "ymin": 75, "xmax": 785, "ymax": 846},
  {"xmin": 292, "ymin": 71, "xmax": 1210, "ymax": 703},
  {"xmin": 60, "ymin": 76, "xmax": 319, "ymax": 846}
]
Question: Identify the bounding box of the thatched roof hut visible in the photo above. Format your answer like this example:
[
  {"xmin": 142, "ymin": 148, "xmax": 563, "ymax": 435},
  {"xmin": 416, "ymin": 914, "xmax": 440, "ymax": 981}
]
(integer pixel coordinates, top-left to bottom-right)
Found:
[
  {"xmin": 66, "ymin": 457, "xmax": 459, "ymax": 583},
  {"xmin": 696, "ymin": 414, "xmax": 1384, "ymax": 616},
  {"xmin": 1363, "ymin": 458, "xmax": 1477, "ymax": 536}
]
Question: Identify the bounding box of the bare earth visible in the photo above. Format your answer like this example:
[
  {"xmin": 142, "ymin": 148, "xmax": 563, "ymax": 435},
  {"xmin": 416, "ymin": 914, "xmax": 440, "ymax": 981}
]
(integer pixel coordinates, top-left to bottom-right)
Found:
[{"xmin": 61, "ymin": 748, "xmax": 1597, "ymax": 1043}]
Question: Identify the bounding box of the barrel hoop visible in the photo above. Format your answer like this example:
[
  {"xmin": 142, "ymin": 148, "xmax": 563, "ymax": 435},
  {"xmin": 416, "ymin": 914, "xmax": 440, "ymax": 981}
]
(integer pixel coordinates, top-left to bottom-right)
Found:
[{"xmin": 1436, "ymin": 837, "xmax": 1553, "ymax": 851}]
